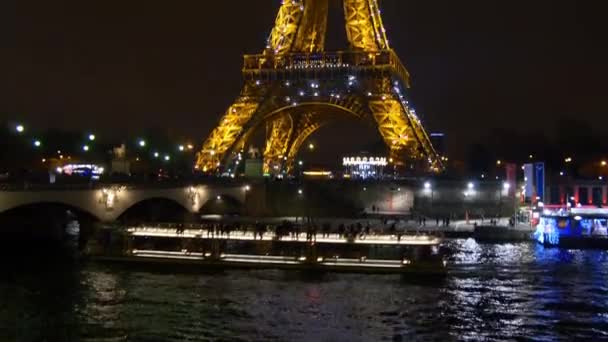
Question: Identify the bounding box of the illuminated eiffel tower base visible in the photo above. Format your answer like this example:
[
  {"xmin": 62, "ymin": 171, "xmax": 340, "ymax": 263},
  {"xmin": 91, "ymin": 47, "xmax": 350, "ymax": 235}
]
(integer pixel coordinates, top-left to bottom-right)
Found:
[{"xmin": 196, "ymin": 0, "xmax": 443, "ymax": 175}]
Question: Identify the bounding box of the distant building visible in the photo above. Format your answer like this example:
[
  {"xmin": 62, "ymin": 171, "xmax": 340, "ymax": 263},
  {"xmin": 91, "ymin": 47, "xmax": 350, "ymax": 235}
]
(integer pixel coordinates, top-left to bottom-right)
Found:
[{"xmin": 342, "ymin": 156, "xmax": 387, "ymax": 179}]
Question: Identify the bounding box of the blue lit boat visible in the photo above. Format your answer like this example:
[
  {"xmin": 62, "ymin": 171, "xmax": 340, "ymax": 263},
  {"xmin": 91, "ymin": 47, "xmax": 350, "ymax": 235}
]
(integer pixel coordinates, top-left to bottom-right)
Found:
[{"xmin": 535, "ymin": 207, "xmax": 608, "ymax": 249}]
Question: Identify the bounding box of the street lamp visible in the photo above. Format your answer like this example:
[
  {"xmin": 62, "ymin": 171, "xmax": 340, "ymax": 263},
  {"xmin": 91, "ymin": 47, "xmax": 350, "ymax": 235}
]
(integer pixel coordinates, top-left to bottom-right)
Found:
[
  {"xmin": 15, "ymin": 124, "xmax": 24, "ymax": 133},
  {"xmin": 179, "ymin": 145, "xmax": 185, "ymax": 151},
  {"xmin": 424, "ymin": 182, "xmax": 434, "ymax": 212},
  {"xmin": 82, "ymin": 145, "xmax": 89, "ymax": 152},
  {"xmin": 88, "ymin": 134, "xmax": 96, "ymax": 141},
  {"xmin": 33, "ymin": 140, "xmax": 41, "ymax": 147},
  {"xmin": 138, "ymin": 139, "xmax": 146, "ymax": 147}
]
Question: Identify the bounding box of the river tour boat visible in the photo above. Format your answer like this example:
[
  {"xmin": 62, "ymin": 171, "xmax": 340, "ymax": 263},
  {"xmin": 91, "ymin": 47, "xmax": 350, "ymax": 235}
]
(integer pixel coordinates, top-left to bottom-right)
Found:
[
  {"xmin": 90, "ymin": 223, "xmax": 447, "ymax": 275},
  {"xmin": 534, "ymin": 207, "xmax": 608, "ymax": 249}
]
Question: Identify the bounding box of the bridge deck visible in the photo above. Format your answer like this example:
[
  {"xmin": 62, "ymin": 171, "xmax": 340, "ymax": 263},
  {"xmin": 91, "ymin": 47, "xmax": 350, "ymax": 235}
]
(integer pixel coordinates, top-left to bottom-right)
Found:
[{"xmin": 126, "ymin": 227, "xmax": 441, "ymax": 246}]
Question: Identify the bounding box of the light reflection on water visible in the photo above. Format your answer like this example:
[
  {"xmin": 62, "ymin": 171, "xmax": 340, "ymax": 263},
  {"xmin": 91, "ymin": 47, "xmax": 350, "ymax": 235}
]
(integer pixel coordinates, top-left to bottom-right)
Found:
[{"xmin": 1, "ymin": 240, "xmax": 608, "ymax": 341}]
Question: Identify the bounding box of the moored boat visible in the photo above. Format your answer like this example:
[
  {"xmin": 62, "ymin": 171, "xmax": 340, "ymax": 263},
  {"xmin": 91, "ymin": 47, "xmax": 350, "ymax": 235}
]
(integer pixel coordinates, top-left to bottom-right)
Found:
[
  {"xmin": 89, "ymin": 224, "xmax": 447, "ymax": 275},
  {"xmin": 534, "ymin": 207, "xmax": 608, "ymax": 249}
]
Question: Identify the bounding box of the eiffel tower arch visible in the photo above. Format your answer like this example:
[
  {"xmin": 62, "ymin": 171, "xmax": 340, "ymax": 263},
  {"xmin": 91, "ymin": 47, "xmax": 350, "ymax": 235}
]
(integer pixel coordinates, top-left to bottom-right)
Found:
[{"xmin": 196, "ymin": 0, "xmax": 443, "ymax": 175}]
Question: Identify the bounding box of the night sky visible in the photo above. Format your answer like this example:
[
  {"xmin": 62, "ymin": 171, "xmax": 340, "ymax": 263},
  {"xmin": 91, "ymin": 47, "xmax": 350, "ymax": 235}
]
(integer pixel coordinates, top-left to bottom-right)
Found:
[{"xmin": 1, "ymin": 0, "xmax": 606, "ymax": 162}]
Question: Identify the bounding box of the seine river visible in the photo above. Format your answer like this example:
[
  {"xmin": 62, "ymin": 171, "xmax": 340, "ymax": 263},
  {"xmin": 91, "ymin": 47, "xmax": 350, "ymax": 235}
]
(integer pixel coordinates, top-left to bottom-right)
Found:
[{"xmin": 1, "ymin": 240, "xmax": 608, "ymax": 341}]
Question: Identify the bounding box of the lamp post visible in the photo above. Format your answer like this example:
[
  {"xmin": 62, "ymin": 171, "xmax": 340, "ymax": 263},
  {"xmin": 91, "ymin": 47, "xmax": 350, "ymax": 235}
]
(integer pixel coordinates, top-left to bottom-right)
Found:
[{"xmin": 424, "ymin": 181, "xmax": 433, "ymax": 213}]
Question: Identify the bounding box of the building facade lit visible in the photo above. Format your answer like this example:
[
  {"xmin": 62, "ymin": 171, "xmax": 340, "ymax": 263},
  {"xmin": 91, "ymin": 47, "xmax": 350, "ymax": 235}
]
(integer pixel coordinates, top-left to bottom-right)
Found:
[{"xmin": 343, "ymin": 156, "xmax": 387, "ymax": 179}]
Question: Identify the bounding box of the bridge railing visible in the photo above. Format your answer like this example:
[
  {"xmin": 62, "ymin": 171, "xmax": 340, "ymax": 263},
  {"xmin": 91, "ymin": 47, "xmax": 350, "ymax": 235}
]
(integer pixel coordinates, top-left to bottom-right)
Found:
[{"xmin": 0, "ymin": 178, "xmax": 249, "ymax": 192}]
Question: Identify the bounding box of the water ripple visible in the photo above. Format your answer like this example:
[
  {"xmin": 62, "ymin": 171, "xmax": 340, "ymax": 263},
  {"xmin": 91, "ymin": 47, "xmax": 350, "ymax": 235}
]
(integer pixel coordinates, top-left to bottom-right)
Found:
[{"xmin": 1, "ymin": 241, "xmax": 608, "ymax": 340}]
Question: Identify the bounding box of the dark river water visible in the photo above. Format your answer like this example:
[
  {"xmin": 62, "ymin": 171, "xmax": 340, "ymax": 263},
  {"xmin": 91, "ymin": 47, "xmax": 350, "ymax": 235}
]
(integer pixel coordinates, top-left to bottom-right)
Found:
[{"xmin": 1, "ymin": 239, "xmax": 608, "ymax": 341}]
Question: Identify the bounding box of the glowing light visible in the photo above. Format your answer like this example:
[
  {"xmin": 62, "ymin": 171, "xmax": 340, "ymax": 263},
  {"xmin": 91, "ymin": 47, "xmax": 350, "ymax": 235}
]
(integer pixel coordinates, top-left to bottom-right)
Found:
[
  {"xmin": 33, "ymin": 140, "xmax": 41, "ymax": 147},
  {"xmin": 244, "ymin": 185, "xmax": 251, "ymax": 191},
  {"xmin": 88, "ymin": 134, "xmax": 96, "ymax": 141},
  {"xmin": 82, "ymin": 145, "xmax": 89, "ymax": 151},
  {"xmin": 217, "ymin": 195, "xmax": 221, "ymax": 200},
  {"xmin": 468, "ymin": 182, "xmax": 474, "ymax": 190},
  {"xmin": 303, "ymin": 171, "xmax": 332, "ymax": 177},
  {"xmin": 179, "ymin": 145, "xmax": 185, "ymax": 151},
  {"xmin": 503, "ymin": 182, "xmax": 511, "ymax": 190},
  {"xmin": 308, "ymin": 143, "xmax": 315, "ymax": 150},
  {"xmin": 496, "ymin": 160, "xmax": 502, "ymax": 165},
  {"xmin": 343, "ymin": 157, "xmax": 388, "ymax": 167},
  {"xmin": 164, "ymin": 155, "xmax": 171, "ymax": 161},
  {"xmin": 424, "ymin": 182, "xmax": 431, "ymax": 190},
  {"xmin": 565, "ymin": 157, "xmax": 573, "ymax": 163},
  {"xmin": 153, "ymin": 152, "xmax": 159, "ymax": 158},
  {"xmin": 298, "ymin": 189, "xmax": 303, "ymax": 195},
  {"xmin": 602, "ymin": 160, "xmax": 607, "ymax": 167},
  {"xmin": 138, "ymin": 140, "xmax": 146, "ymax": 147},
  {"xmin": 187, "ymin": 144, "xmax": 194, "ymax": 150},
  {"xmin": 15, "ymin": 124, "xmax": 24, "ymax": 133}
]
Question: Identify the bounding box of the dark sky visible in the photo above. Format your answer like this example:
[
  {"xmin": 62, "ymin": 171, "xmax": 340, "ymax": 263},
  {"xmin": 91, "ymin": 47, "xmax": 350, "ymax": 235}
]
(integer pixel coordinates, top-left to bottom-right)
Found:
[{"xmin": 1, "ymin": 0, "xmax": 606, "ymax": 161}]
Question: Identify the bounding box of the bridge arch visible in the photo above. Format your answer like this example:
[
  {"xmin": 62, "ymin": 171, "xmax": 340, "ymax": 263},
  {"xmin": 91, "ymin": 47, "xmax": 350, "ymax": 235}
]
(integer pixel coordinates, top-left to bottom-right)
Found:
[
  {"xmin": 199, "ymin": 193, "xmax": 244, "ymax": 215},
  {"xmin": 0, "ymin": 201, "xmax": 100, "ymax": 250},
  {"xmin": 116, "ymin": 197, "xmax": 196, "ymax": 223},
  {"xmin": 0, "ymin": 201, "xmax": 100, "ymax": 223}
]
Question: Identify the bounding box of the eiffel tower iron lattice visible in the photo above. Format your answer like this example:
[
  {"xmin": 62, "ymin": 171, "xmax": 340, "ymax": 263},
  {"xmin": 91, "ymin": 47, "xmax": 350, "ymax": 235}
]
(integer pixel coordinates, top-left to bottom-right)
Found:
[{"xmin": 196, "ymin": 0, "xmax": 443, "ymax": 175}]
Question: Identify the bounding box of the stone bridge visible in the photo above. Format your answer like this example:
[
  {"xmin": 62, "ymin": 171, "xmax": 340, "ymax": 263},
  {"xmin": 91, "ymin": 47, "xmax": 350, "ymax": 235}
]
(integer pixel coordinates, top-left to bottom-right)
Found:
[
  {"xmin": 0, "ymin": 179, "xmax": 512, "ymax": 224},
  {"xmin": 0, "ymin": 183, "xmax": 249, "ymax": 222}
]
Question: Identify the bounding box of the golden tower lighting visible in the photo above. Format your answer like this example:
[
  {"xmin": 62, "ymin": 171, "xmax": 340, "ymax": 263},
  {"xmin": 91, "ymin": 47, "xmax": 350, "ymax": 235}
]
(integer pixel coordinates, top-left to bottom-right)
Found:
[{"xmin": 196, "ymin": 0, "xmax": 443, "ymax": 174}]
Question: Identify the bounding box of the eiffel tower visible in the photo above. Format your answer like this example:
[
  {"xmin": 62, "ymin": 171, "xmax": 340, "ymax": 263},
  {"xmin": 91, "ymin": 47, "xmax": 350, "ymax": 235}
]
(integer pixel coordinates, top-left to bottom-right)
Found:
[{"xmin": 196, "ymin": 0, "xmax": 443, "ymax": 175}]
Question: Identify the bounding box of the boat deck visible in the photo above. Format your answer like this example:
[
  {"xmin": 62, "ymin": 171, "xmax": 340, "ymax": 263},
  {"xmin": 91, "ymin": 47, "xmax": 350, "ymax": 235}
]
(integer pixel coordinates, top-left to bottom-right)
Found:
[{"xmin": 126, "ymin": 227, "xmax": 441, "ymax": 246}]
